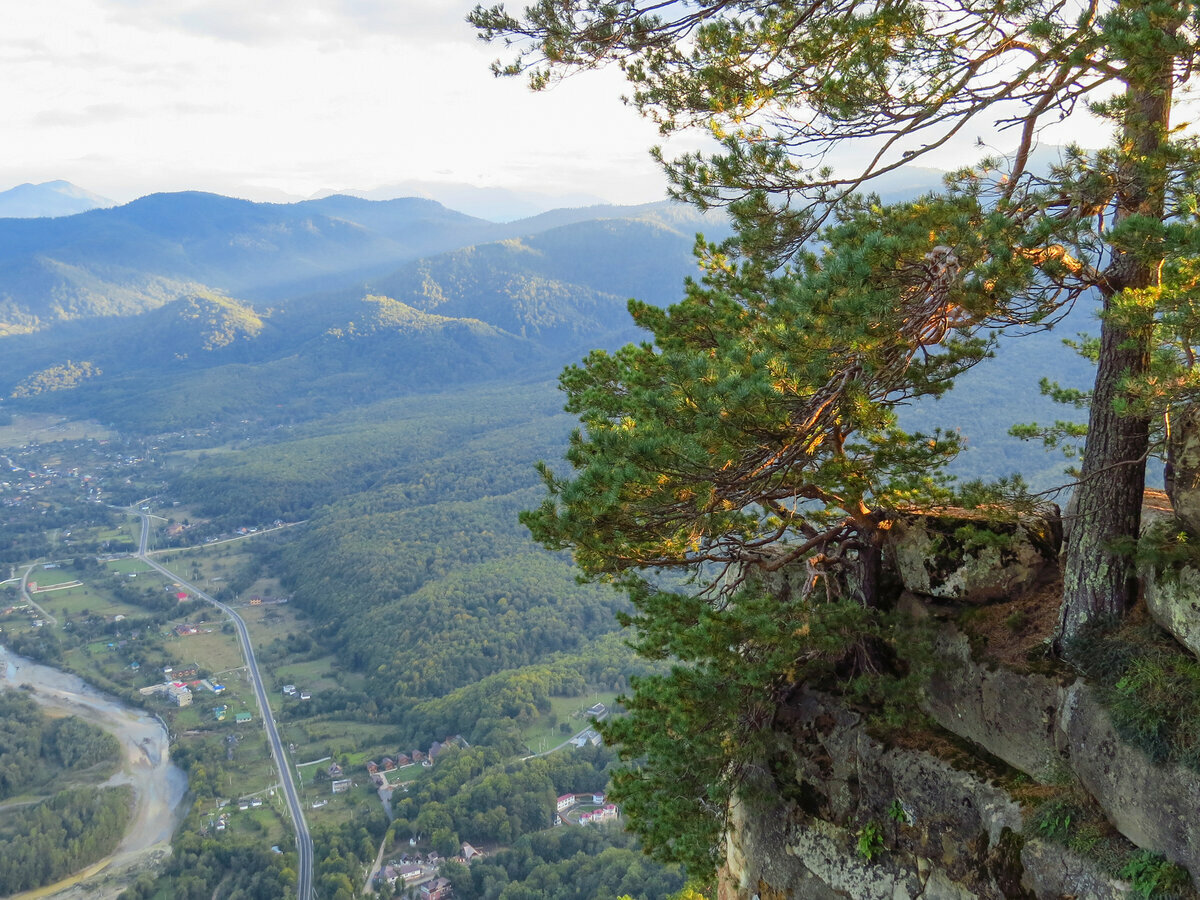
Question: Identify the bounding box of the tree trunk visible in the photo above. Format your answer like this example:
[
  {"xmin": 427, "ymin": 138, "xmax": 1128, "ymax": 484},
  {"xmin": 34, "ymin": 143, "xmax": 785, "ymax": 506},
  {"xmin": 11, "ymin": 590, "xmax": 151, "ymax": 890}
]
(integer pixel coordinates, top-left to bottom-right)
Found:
[
  {"xmin": 1056, "ymin": 10, "xmax": 1174, "ymax": 649},
  {"xmin": 1057, "ymin": 314, "xmax": 1150, "ymax": 647}
]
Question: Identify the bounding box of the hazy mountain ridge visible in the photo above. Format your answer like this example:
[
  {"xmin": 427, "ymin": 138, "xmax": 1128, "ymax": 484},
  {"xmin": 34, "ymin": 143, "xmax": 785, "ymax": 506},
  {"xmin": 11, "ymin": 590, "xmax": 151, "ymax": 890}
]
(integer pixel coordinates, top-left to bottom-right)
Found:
[
  {"xmin": 0, "ymin": 194, "xmax": 723, "ymax": 422},
  {"xmin": 0, "ymin": 181, "xmax": 114, "ymax": 219},
  {"xmin": 0, "ymin": 191, "xmax": 720, "ymax": 338}
]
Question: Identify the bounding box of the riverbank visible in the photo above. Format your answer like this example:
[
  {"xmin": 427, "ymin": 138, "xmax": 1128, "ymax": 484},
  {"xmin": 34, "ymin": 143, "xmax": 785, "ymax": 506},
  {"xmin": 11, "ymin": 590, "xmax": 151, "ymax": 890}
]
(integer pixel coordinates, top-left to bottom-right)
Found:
[{"xmin": 0, "ymin": 648, "xmax": 189, "ymax": 899}]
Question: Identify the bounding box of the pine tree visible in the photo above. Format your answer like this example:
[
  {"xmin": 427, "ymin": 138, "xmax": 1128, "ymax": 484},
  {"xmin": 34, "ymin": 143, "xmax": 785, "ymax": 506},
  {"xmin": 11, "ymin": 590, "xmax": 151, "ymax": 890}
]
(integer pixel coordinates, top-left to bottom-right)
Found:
[{"xmin": 472, "ymin": 0, "xmax": 1200, "ymax": 644}]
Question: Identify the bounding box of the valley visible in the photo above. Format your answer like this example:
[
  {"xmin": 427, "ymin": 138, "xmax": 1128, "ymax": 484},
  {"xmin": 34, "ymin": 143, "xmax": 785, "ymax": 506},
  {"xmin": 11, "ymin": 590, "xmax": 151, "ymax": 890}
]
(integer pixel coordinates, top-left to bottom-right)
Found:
[{"xmin": 0, "ymin": 187, "xmax": 1096, "ymax": 900}]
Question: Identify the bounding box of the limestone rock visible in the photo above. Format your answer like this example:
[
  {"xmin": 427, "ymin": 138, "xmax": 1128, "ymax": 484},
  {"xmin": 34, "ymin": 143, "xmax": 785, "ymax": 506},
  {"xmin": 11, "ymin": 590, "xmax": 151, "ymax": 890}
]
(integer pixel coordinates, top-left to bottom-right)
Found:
[
  {"xmin": 1019, "ymin": 839, "xmax": 1128, "ymax": 900},
  {"xmin": 1060, "ymin": 682, "xmax": 1200, "ymax": 877},
  {"xmin": 886, "ymin": 508, "xmax": 1061, "ymax": 603},
  {"xmin": 1141, "ymin": 561, "xmax": 1200, "ymax": 660},
  {"xmin": 726, "ymin": 690, "xmax": 1040, "ymax": 899},
  {"xmin": 918, "ymin": 606, "xmax": 1200, "ymax": 881},
  {"xmin": 920, "ymin": 616, "xmax": 1068, "ymax": 780}
]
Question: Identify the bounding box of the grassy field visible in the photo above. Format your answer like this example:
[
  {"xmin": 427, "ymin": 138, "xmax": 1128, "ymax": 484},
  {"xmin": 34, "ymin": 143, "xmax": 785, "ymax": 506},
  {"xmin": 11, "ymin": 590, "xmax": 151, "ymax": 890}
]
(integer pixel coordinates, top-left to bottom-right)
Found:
[
  {"xmin": 27, "ymin": 582, "xmax": 145, "ymax": 620},
  {"xmin": 26, "ymin": 566, "xmax": 81, "ymax": 587},
  {"xmin": 519, "ymin": 692, "xmax": 620, "ymax": 754},
  {"xmin": 163, "ymin": 625, "xmax": 245, "ymax": 673},
  {"xmin": 106, "ymin": 558, "xmax": 153, "ymax": 575},
  {"xmin": 0, "ymin": 414, "xmax": 112, "ymax": 445},
  {"xmin": 271, "ymin": 655, "xmax": 340, "ymax": 691}
]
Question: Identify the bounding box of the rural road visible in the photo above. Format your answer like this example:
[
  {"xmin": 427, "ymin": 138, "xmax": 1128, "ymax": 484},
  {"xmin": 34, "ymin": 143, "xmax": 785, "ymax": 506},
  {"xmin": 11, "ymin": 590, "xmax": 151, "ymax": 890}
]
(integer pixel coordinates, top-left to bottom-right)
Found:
[{"xmin": 135, "ymin": 511, "xmax": 314, "ymax": 900}]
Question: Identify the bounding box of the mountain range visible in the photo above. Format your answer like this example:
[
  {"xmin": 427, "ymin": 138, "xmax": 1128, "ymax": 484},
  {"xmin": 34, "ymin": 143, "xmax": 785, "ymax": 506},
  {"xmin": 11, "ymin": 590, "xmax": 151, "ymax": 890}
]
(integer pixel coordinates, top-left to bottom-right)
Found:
[
  {"xmin": 0, "ymin": 189, "xmax": 731, "ymax": 429},
  {"xmin": 0, "ymin": 181, "xmax": 114, "ymax": 219},
  {"xmin": 0, "ymin": 174, "xmax": 1094, "ymax": 489}
]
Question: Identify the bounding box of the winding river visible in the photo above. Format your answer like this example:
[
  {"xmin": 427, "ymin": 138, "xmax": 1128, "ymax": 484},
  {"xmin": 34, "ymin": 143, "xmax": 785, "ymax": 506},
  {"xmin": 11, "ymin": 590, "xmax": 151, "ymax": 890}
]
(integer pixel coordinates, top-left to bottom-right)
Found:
[{"xmin": 0, "ymin": 648, "xmax": 189, "ymax": 900}]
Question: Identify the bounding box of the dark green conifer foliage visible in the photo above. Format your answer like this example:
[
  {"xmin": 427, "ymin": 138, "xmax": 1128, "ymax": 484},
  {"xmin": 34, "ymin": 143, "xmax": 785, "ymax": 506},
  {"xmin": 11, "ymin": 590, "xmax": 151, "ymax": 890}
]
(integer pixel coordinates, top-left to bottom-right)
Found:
[
  {"xmin": 475, "ymin": 0, "xmax": 1200, "ymax": 873},
  {"xmin": 472, "ymin": 0, "xmax": 1200, "ymax": 643}
]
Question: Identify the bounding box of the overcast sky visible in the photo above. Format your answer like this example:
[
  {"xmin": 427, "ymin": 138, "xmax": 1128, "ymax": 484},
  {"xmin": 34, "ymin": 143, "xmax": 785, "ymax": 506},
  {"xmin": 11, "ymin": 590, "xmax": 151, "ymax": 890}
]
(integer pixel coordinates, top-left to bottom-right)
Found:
[
  {"xmin": 2, "ymin": 0, "xmax": 682, "ymax": 206},
  {"xmin": 5, "ymin": 2, "xmax": 1127, "ymax": 210}
]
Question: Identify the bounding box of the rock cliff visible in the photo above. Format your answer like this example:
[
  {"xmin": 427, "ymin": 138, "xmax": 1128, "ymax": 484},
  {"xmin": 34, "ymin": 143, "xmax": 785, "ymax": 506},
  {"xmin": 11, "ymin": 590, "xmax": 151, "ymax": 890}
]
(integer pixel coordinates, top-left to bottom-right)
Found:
[{"xmin": 718, "ymin": 503, "xmax": 1200, "ymax": 899}]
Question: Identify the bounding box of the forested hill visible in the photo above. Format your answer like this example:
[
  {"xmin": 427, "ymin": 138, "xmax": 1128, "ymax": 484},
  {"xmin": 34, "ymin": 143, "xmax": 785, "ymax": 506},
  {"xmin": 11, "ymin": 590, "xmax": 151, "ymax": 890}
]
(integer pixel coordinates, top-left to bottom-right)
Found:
[
  {"xmin": 0, "ymin": 200, "xmax": 724, "ymax": 431},
  {"xmin": 0, "ymin": 191, "xmax": 723, "ymax": 336}
]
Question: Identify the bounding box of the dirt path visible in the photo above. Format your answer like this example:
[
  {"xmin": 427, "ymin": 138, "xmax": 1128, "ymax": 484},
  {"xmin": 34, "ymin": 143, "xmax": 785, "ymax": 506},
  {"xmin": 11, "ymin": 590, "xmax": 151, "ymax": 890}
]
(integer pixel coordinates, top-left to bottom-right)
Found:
[{"xmin": 1, "ymin": 649, "xmax": 189, "ymax": 900}]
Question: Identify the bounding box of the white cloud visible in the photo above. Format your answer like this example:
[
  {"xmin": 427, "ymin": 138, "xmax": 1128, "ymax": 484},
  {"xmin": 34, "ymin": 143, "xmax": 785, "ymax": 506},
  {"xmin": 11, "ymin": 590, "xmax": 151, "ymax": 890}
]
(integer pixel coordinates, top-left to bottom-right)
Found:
[
  {"xmin": 0, "ymin": 1, "xmax": 668, "ymax": 204},
  {"xmin": 104, "ymin": 0, "xmax": 474, "ymax": 46}
]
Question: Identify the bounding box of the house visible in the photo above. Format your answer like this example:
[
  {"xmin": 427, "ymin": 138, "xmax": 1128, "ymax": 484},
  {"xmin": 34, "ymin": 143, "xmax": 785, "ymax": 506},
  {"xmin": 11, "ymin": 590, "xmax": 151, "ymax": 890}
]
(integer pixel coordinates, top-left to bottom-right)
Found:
[
  {"xmin": 282, "ymin": 684, "xmax": 297, "ymax": 696},
  {"xmin": 398, "ymin": 864, "xmax": 423, "ymax": 884},
  {"xmin": 586, "ymin": 702, "xmax": 608, "ymax": 719},
  {"xmin": 421, "ymin": 877, "xmax": 452, "ymax": 900},
  {"xmin": 299, "ymin": 691, "xmax": 311, "ymax": 701},
  {"xmin": 234, "ymin": 711, "xmax": 252, "ymax": 724},
  {"xmin": 412, "ymin": 750, "xmax": 425, "ymax": 763},
  {"xmin": 396, "ymin": 753, "xmax": 411, "ymax": 766},
  {"xmin": 592, "ymin": 792, "xmax": 606, "ymax": 804},
  {"xmin": 366, "ymin": 761, "xmax": 379, "ymax": 775},
  {"xmin": 332, "ymin": 779, "xmax": 351, "ymax": 793},
  {"xmin": 571, "ymin": 728, "xmax": 601, "ymax": 748},
  {"xmin": 167, "ymin": 685, "xmax": 192, "ymax": 707},
  {"xmin": 428, "ymin": 740, "xmax": 445, "ymax": 760},
  {"xmin": 556, "ymin": 794, "xmax": 576, "ymax": 812},
  {"xmin": 327, "ymin": 762, "xmax": 343, "ymax": 778},
  {"xmin": 461, "ymin": 841, "xmax": 482, "ymax": 861},
  {"xmin": 580, "ymin": 804, "xmax": 619, "ymax": 826},
  {"xmin": 382, "ymin": 757, "xmax": 396, "ymax": 771},
  {"xmin": 249, "ymin": 596, "xmax": 262, "ymax": 605}
]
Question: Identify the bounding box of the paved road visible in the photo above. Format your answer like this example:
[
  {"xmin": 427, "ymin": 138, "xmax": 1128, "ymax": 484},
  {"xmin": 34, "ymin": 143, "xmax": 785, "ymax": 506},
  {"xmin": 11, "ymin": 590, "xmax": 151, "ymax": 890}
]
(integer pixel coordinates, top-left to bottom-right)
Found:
[
  {"xmin": 135, "ymin": 512, "xmax": 314, "ymax": 900},
  {"xmin": 521, "ymin": 727, "xmax": 593, "ymax": 761},
  {"xmin": 18, "ymin": 563, "xmax": 58, "ymax": 625}
]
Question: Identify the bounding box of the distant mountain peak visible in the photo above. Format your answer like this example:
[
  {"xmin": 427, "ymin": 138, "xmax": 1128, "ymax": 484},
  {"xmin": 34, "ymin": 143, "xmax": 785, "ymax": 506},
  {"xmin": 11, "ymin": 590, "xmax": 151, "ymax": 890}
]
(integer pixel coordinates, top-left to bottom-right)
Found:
[{"xmin": 0, "ymin": 181, "xmax": 114, "ymax": 219}]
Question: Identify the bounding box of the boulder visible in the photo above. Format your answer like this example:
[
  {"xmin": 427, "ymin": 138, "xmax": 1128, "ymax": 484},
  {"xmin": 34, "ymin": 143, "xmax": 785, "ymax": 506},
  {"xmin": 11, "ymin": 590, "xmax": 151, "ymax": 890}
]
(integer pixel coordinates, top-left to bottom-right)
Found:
[
  {"xmin": 721, "ymin": 689, "xmax": 1122, "ymax": 900},
  {"xmin": 1061, "ymin": 682, "xmax": 1200, "ymax": 876},
  {"xmin": 886, "ymin": 507, "xmax": 1061, "ymax": 603},
  {"xmin": 1166, "ymin": 403, "xmax": 1200, "ymax": 534},
  {"xmin": 919, "ymin": 611, "xmax": 1068, "ymax": 780},
  {"xmin": 1142, "ymin": 561, "xmax": 1200, "ymax": 660}
]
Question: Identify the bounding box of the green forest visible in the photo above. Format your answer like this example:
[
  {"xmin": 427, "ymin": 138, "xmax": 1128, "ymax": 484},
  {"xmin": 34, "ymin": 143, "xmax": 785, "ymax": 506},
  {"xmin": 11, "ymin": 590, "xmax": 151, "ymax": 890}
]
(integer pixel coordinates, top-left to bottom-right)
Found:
[
  {"xmin": 0, "ymin": 692, "xmax": 127, "ymax": 894},
  {"xmin": 0, "ymin": 690, "xmax": 120, "ymax": 800},
  {"xmin": 0, "ymin": 785, "xmax": 133, "ymax": 894}
]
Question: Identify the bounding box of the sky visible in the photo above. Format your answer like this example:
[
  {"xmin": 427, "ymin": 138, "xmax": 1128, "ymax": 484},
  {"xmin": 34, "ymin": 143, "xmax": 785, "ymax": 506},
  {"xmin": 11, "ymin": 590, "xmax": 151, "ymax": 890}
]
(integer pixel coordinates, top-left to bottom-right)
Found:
[
  {"xmin": 2, "ymin": 1, "xmax": 680, "ymax": 207},
  {"xmin": 3, "ymin": 2, "xmax": 1127, "ymax": 212}
]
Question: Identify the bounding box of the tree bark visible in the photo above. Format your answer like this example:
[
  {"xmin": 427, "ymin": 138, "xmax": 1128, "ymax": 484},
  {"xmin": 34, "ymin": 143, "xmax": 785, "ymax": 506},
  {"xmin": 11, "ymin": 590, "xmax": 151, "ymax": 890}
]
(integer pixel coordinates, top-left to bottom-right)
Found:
[
  {"xmin": 1056, "ymin": 8, "xmax": 1174, "ymax": 649},
  {"xmin": 1057, "ymin": 313, "xmax": 1151, "ymax": 647}
]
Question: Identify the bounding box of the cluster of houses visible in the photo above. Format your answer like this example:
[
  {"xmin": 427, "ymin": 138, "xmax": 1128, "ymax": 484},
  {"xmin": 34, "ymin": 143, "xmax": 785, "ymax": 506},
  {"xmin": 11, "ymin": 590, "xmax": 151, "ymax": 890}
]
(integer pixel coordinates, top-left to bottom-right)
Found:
[
  {"xmin": 174, "ymin": 623, "xmax": 215, "ymax": 636},
  {"xmin": 281, "ymin": 684, "xmax": 312, "ymax": 701},
  {"xmin": 554, "ymin": 792, "xmax": 619, "ymax": 826},
  {"xmin": 377, "ymin": 845, "xmax": 482, "ymax": 898},
  {"xmin": 140, "ymin": 672, "xmax": 229, "ymax": 710},
  {"xmin": 365, "ymin": 736, "xmax": 465, "ymax": 783},
  {"xmin": 248, "ymin": 594, "xmax": 289, "ymax": 606},
  {"xmin": 205, "ymin": 795, "xmax": 265, "ymax": 833},
  {"xmin": 212, "ymin": 705, "xmax": 252, "ymax": 724}
]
